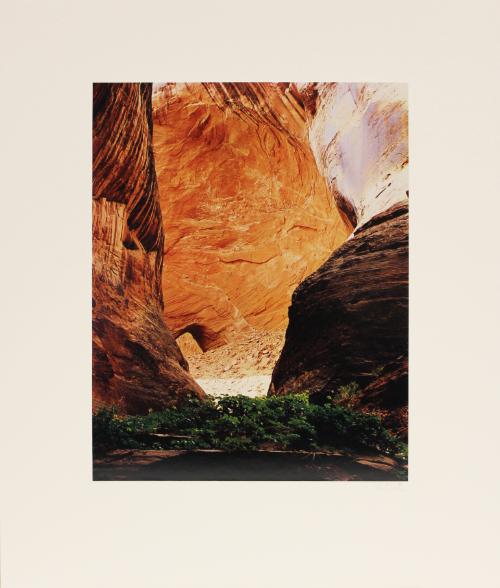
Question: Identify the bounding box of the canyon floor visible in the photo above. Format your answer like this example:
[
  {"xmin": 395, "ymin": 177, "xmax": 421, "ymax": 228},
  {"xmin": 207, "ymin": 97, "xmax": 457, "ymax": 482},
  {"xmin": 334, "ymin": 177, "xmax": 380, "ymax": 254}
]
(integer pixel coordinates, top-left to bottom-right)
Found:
[
  {"xmin": 93, "ymin": 449, "xmax": 407, "ymax": 481},
  {"xmin": 177, "ymin": 328, "xmax": 285, "ymax": 397}
]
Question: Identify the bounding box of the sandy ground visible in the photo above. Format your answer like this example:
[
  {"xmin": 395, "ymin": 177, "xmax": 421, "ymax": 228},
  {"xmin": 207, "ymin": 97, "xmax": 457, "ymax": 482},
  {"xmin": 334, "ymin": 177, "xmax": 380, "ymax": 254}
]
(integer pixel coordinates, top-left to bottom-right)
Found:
[
  {"xmin": 196, "ymin": 375, "xmax": 271, "ymax": 397},
  {"xmin": 177, "ymin": 328, "xmax": 284, "ymax": 397}
]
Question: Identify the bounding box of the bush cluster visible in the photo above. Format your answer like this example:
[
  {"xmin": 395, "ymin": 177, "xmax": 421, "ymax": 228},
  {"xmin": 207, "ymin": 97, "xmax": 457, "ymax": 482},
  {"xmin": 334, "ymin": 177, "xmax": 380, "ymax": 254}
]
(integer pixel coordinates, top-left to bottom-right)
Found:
[{"xmin": 93, "ymin": 393, "xmax": 407, "ymax": 458}]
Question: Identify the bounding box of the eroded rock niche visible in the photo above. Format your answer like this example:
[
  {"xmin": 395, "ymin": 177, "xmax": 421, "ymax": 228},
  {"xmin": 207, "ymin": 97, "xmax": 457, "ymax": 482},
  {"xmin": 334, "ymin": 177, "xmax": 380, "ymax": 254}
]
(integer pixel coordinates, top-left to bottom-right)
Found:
[
  {"xmin": 93, "ymin": 82, "xmax": 408, "ymax": 427},
  {"xmin": 152, "ymin": 83, "xmax": 351, "ymax": 351}
]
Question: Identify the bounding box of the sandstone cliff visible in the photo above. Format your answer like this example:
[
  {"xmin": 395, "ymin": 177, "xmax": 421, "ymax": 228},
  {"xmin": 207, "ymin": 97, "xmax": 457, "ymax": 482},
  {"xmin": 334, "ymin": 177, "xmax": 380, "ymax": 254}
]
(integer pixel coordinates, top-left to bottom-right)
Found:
[
  {"xmin": 152, "ymin": 83, "xmax": 351, "ymax": 350},
  {"xmin": 270, "ymin": 83, "xmax": 408, "ymax": 436},
  {"xmin": 92, "ymin": 83, "xmax": 204, "ymax": 413}
]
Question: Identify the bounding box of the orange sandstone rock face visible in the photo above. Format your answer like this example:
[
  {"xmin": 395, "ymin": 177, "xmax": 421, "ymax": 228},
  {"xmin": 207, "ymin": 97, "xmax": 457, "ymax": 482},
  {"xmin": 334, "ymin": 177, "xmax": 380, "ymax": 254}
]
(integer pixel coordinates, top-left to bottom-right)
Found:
[
  {"xmin": 152, "ymin": 83, "xmax": 351, "ymax": 350},
  {"xmin": 92, "ymin": 83, "xmax": 204, "ymax": 413}
]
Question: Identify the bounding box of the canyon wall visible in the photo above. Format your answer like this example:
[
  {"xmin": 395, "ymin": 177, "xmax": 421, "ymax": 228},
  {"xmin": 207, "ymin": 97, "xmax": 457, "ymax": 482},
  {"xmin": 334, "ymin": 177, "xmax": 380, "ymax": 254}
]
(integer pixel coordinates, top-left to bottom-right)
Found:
[
  {"xmin": 152, "ymin": 83, "xmax": 351, "ymax": 350},
  {"xmin": 296, "ymin": 82, "xmax": 408, "ymax": 228},
  {"xmin": 270, "ymin": 83, "xmax": 408, "ymax": 437},
  {"xmin": 92, "ymin": 81, "xmax": 408, "ymax": 430},
  {"xmin": 92, "ymin": 83, "xmax": 204, "ymax": 413}
]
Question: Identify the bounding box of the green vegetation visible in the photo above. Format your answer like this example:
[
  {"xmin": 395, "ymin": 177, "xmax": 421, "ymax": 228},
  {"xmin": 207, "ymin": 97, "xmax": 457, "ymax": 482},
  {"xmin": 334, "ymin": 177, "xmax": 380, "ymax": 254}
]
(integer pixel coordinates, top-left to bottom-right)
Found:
[
  {"xmin": 330, "ymin": 382, "xmax": 363, "ymax": 408},
  {"xmin": 93, "ymin": 393, "xmax": 407, "ymax": 459}
]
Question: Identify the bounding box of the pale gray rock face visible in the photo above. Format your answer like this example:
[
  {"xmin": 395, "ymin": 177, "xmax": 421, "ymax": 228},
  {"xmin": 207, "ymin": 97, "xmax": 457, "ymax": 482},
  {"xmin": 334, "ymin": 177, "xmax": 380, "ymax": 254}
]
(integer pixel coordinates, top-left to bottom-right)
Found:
[{"xmin": 296, "ymin": 82, "xmax": 408, "ymax": 228}]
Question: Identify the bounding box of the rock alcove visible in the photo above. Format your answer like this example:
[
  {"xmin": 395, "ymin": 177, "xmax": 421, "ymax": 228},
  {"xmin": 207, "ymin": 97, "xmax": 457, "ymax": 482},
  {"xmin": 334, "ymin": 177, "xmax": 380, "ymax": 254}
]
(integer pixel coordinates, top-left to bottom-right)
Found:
[{"xmin": 92, "ymin": 82, "xmax": 408, "ymax": 435}]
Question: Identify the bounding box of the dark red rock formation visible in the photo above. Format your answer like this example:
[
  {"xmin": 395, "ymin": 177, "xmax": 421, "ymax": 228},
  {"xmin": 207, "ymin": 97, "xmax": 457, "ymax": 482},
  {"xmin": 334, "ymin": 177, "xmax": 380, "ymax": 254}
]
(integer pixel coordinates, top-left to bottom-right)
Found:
[
  {"xmin": 269, "ymin": 202, "xmax": 408, "ymax": 432},
  {"xmin": 92, "ymin": 83, "xmax": 204, "ymax": 414}
]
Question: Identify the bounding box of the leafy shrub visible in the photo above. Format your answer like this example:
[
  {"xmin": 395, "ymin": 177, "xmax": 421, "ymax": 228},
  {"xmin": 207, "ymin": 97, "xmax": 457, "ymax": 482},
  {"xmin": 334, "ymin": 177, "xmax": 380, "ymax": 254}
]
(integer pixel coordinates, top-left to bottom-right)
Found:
[
  {"xmin": 93, "ymin": 394, "xmax": 406, "ymax": 458},
  {"xmin": 92, "ymin": 407, "xmax": 143, "ymax": 452},
  {"xmin": 327, "ymin": 381, "xmax": 362, "ymax": 409}
]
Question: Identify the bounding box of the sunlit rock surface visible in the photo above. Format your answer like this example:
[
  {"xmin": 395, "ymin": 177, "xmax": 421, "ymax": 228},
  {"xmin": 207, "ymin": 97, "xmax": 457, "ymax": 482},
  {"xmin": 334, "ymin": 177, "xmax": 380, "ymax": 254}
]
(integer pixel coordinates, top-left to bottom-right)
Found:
[
  {"xmin": 296, "ymin": 82, "xmax": 408, "ymax": 227},
  {"xmin": 92, "ymin": 83, "xmax": 204, "ymax": 413},
  {"xmin": 152, "ymin": 83, "xmax": 351, "ymax": 350}
]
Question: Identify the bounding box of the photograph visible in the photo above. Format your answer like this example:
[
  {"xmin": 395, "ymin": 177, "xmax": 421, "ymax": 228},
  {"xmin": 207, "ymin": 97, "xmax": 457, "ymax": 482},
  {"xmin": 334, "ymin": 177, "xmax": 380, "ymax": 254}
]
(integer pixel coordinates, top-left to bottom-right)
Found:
[
  {"xmin": 3, "ymin": 1, "xmax": 499, "ymax": 586},
  {"xmin": 92, "ymin": 82, "xmax": 409, "ymax": 480}
]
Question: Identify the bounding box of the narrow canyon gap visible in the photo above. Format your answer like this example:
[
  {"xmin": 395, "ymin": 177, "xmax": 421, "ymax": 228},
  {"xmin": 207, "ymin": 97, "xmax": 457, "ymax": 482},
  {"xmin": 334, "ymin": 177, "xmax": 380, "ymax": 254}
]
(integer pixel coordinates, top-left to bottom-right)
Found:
[
  {"xmin": 151, "ymin": 82, "xmax": 353, "ymax": 397},
  {"xmin": 92, "ymin": 82, "xmax": 408, "ymax": 435}
]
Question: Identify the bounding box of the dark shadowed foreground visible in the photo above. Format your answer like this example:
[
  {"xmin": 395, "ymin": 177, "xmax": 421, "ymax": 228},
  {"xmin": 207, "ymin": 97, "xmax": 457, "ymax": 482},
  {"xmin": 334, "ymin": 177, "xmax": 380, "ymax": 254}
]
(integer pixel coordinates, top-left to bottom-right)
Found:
[{"xmin": 93, "ymin": 450, "xmax": 407, "ymax": 481}]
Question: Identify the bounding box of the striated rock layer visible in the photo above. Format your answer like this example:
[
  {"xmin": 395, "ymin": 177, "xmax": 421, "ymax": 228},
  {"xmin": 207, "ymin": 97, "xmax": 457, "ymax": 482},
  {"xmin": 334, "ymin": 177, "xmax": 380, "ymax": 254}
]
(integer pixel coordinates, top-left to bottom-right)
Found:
[
  {"xmin": 92, "ymin": 83, "xmax": 204, "ymax": 414},
  {"xmin": 152, "ymin": 83, "xmax": 351, "ymax": 350},
  {"xmin": 270, "ymin": 202, "xmax": 408, "ymax": 394},
  {"xmin": 270, "ymin": 83, "xmax": 408, "ymax": 436}
]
